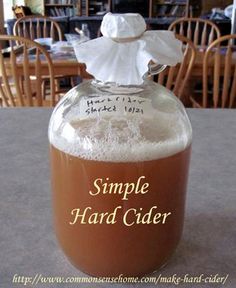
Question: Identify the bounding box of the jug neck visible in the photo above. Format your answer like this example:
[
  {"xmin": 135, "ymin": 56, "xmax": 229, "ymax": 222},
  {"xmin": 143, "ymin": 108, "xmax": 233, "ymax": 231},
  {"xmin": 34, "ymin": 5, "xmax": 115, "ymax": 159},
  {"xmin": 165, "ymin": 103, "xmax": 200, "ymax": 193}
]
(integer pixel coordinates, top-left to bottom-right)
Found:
[
  {"xmin": 91, "ymin": 79, "xmax": 146, "ymax": 95},
  {"xmin": 91, "ymin": 63, "xmax": 167, "ymax": 95}
]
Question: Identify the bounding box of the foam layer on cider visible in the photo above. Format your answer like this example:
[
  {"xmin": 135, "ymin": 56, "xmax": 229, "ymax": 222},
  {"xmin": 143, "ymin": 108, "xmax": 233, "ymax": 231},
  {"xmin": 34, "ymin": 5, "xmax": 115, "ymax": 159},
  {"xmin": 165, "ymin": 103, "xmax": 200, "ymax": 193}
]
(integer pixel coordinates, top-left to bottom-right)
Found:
[{"xmin": 50, "ymin": 105, "xmax": 192, "ymax": 162}]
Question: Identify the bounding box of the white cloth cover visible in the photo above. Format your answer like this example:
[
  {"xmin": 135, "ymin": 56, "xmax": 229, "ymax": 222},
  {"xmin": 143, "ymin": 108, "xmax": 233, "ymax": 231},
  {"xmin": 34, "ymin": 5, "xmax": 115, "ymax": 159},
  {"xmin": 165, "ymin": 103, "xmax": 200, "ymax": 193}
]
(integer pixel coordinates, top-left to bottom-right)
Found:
[
  {"xmin": 74, "ymin": 13, "xmax": 184, "ymax": 85},
  {"xmin": 101, "ymin": 12, "xmax": 146, "ymax": 38}
]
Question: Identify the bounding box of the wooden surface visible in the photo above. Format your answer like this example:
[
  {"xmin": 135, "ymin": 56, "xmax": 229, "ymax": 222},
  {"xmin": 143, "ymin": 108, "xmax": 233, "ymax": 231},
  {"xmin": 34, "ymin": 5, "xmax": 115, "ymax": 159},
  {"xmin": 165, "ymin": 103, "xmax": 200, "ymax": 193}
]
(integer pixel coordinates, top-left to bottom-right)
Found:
[
  {"xmin": 185, "ymin": 39, "xmax": 236, "ymax": 108},
  {"xmin": 13, "ymin": 15, "xmax": 63, "ymax": 42},
  {"xmin": 12, "ymin": 59, "xmax": 90, "ymax": 79},
  {"xmin": 0, "ymin": 35, "xmax": 55, "ymax": 107},
  {"xmin": 202, "ymin": 35, "xmax": 236, "ymax": 108},
  {"xmin": 192, "ymin": 47, "xmax": 236, "ymax": 76},
  {"xmin": 0, "ymin": 0, "xmax": 4, "ymax": 35},
  {"xmin": 169, "ymin": 18, "xmax": 221, "ymax": 47},
  {"xmin": 155, "ymin": 34, "xmax": 196, "ymax": 101},
  {"xmin": 1, "ymin": 57, "xmax": 91, "ymax": 108},
  {"xmin": 2, "ymin": 48, "xmax": 92, "ymax": 84}
]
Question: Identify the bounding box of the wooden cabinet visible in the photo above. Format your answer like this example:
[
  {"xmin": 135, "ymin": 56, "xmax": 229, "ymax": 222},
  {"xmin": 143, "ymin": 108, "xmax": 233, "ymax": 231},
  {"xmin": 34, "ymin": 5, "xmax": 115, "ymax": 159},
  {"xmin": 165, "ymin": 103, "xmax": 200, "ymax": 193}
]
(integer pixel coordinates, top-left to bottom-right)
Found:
[
  {"xmin": 43, "ymin": 0, "xmax": 76, "ymax": 16},
  {"xmin": 149, "ymin": 0, "xmax": 189, "ymax": 18},
  {"xmin": 77, "ymin": 0, "xmax": 189, "ymax": 18},
  {"xmin": 87, "ymin": 0, "xmax": 111, "ymax": 16},
  {"xmin": 32, "ymin": 0, "xmax": 231, "ymax": 18},
  {"xmin": 39, "ymin": 0, "xmax": 190, "ymax": 18},
  {"xmin": 77, "ymin": 0, "xmax": 111, "ymax": 16},
  {"xmin": 201, "ymin": 0, "xmax": 232, "ymax": 15}
]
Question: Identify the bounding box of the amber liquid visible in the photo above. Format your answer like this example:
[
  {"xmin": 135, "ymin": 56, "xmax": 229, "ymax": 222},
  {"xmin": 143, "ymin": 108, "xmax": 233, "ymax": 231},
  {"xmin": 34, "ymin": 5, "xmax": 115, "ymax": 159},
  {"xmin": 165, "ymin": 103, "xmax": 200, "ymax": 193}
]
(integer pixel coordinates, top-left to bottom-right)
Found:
[{"xmin": 50, "ymin": 144, "xmax": 191, "ymax": 277}]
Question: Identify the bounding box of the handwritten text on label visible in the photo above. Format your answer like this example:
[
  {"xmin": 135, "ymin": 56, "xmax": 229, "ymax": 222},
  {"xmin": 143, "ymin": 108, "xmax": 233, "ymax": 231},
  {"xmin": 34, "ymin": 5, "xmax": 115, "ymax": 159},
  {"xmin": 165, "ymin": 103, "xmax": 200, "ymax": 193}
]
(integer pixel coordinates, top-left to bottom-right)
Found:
[{"xmin": 79, "ymin": 95, "xmax": 155, "ymax": 119}]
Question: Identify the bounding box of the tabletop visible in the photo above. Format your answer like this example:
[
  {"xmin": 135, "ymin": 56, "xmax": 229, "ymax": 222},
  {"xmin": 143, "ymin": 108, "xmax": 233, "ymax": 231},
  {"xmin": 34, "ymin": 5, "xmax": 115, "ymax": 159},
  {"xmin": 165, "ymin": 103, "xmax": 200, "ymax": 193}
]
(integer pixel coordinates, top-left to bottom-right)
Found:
[
  {"xmin": 190, "ymin": 48, "xmax": 236, "ymax": 77},
  {"xmin": 3, "ymin": 45, "xmax": 92, "ymax": 79},
  {"xmin": 0, "ymin": 108, "xmax": 235, "ymax": 288}
]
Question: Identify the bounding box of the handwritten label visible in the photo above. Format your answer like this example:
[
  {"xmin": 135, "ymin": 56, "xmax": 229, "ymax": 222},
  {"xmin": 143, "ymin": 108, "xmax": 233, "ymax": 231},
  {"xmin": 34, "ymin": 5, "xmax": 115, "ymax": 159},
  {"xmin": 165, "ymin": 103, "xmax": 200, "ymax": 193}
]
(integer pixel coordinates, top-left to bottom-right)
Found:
[{"xmin": 79, "ymin": 95, "xmax": 155, "ymax": 119}]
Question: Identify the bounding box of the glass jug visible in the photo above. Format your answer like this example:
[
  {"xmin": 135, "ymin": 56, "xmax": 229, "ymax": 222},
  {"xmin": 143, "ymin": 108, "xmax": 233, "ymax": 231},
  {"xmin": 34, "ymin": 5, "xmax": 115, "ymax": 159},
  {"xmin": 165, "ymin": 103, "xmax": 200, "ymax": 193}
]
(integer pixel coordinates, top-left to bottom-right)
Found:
[{"xmin": 48, "ymin": 77, "xmax": 192, "ymax": 277}]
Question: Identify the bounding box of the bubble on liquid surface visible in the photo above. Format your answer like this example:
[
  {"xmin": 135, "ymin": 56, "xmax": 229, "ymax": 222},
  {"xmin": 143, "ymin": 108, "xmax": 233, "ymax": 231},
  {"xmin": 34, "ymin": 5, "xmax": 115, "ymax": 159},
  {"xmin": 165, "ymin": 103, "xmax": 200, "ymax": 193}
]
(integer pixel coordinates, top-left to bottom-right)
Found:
[{"xmin": 49, "ymin": 101, "xmax": 192, "ymax": 162}]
